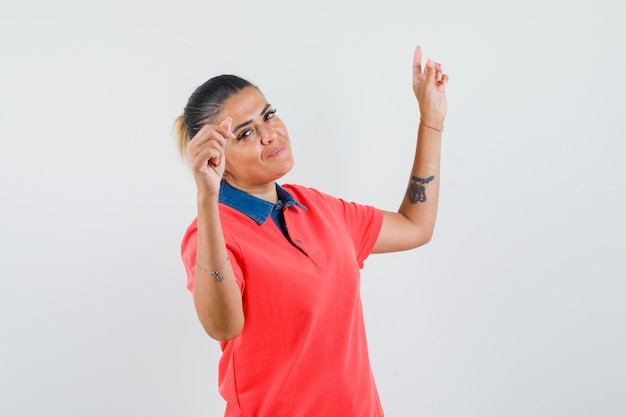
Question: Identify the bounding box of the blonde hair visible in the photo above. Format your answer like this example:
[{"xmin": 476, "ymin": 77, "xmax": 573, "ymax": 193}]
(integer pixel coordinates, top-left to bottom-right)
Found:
[{"xmin": 173, "ymin": 114, "xmax": 191, "ymax": 159}]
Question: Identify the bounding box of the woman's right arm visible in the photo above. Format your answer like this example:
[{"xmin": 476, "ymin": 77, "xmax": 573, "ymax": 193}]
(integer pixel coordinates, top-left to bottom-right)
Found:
[{"xmin": 187, "ymin": 119, "xmax": 244, "ymax": 341}]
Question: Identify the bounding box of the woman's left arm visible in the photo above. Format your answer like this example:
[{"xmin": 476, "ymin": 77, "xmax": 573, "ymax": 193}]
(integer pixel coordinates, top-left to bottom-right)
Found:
[{"xmin": 372, "ymin": 46, "xmax": 449, "ymax": 254}]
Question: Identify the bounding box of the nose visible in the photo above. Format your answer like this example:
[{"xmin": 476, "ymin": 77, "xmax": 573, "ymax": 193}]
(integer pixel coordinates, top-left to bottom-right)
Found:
[{"xmin": 259, "ymin": 126, "xmax": 276, "ymax": 145}]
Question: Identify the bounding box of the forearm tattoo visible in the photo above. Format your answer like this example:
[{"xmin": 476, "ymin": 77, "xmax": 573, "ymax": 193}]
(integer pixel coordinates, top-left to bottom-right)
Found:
[{"xmin": 406, "ymin": 175, "xmax": 435, "ymax": 203}]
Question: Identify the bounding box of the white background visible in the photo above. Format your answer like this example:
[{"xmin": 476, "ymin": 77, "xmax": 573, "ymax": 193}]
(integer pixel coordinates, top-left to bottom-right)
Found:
[{"xmin": 1, "ymin": 0, "xmax": 625, "ymax": 416}]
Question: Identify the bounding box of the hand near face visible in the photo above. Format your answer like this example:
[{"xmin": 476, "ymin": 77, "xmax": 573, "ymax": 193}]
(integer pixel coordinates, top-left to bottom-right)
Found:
[
  {"xmin": 412, "ymin": 46, "xmax": 449, "ymax": 127},
  {"xmin": 187, "ymin": 118, "xmax": 235, "ymax": 196}
]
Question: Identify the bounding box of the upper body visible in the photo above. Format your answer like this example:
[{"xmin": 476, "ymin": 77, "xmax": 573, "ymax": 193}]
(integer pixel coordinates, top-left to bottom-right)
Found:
[
  {"xmin": 182, "ymin": 182, "xmax": 384, "ymax": 416},
  {"xmin": 174, "ymin": 46, "xmax": 448, "ymax": 416}
]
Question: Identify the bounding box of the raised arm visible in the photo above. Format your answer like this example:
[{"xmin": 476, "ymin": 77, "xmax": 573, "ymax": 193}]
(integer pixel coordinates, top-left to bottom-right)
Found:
[
  {"xmin": 372, "ymin": 46, "xmax": 449, "ymax": 254},
  {"xmin": 187, "ymin": 118, "xmax": 244, "ymax": 341}
]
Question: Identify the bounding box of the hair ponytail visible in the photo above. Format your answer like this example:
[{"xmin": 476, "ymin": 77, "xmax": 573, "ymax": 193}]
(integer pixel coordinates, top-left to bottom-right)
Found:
[{"xmin": 173, "ymin": 114, "xmax": 191, "ymax": 159}]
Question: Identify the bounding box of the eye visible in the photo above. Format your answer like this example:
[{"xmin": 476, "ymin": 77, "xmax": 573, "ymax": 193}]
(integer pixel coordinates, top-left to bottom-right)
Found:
[
  {"xmin": 265, "ymin": 109, "xmax": 277, "ymax": 121},
  {"xmin": 237, "ymin": 129, "xmax": 252, "ymax": 140}
]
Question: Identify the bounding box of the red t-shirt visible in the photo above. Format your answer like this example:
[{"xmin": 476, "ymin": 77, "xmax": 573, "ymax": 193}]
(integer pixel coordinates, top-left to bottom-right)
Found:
[{"xmin": 181, "ymin": 184, "xmax": 384, "ymax": 417}]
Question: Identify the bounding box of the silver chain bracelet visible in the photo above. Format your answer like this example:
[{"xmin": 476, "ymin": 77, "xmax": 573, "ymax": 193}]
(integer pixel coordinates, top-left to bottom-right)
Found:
[{"xmin": 196, "ymin": 256, "xmax": 230, "ymax": 283}]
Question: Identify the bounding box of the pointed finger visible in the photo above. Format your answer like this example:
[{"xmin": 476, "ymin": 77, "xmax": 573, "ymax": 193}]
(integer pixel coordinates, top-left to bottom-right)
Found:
[{"xmin": 413, "ymin": 45, "xmax": 423, "ymax": 74}]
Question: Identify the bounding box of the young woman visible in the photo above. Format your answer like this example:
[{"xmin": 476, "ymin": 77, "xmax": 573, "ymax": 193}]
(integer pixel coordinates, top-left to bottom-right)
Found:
[{"xmin": 174, "ymin": 46, "xmax": 448, "ymax": 417}]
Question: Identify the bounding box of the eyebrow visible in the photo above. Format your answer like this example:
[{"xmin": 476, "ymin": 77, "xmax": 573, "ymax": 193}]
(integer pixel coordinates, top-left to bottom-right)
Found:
[{"xmin": 232, "ymin": 104, "xmax": 273, "ymax": 133}]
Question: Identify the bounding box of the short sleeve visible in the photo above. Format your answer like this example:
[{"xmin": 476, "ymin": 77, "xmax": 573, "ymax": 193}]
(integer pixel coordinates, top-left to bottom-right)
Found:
[
  {"xmin": 285, "ymin": 185, "xmax": 383, "ymax": 268},
  {"xmin": 332, "ymin": 198, "xmax": 383, "ymax": 267}
]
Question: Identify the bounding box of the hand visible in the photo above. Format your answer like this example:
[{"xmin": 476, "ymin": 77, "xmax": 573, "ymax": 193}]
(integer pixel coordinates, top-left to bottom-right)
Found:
[
  {"xmin": 412, "ymin": 46, "xmax": 449, "ymax": 128},
  {"xmin": 186, "ymin": 118, "xmax": 235, "ymax": 196}
]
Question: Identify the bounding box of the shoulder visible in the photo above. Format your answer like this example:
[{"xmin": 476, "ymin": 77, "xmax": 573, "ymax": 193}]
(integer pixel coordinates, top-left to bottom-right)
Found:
[{"xmin": 283, "ymin": 184, "xmax": 381, "ymax": 221}]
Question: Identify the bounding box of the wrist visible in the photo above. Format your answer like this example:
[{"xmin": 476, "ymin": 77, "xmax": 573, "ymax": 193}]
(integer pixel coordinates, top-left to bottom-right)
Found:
[
  {"xmin": 419, "ymin": 112, "xmax": 445, "ymax": 128},
  {"xmin": 420, "ymin": 118, "xmax": 444, "ymax": 133},
  {"xmin": 197, "ymin": 190, "xmax": 220, "ymax": 207}
]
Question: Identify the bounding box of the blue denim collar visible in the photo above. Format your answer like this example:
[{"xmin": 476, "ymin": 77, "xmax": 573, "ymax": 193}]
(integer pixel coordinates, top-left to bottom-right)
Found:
[{"xmin": 218, "ymin": 181, "xmax": 307, "ymax": 225}]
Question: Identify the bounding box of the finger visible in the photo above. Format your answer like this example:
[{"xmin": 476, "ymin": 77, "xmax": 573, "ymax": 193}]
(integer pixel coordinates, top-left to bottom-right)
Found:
[
  {"xmin": 435, "ymin": 62, "xmax": 443, "ymax": 82},
  {"xmin": 441, "ymin": 74, "xmax": 449, "ymax": 86},
  {"xmin": 190, "ymin": 124, "xmax": 222, "ymax": 146},
  {"xmin": 204, "ymin": 137, "xmax": 226, "ymax": 167},
  {"xmin": 190, "ymin": 129, "xmax": 230, "ymax": 160},
  {"xmin": 216, "ymin": 118, "xmax": 233, "ymax": 165},
  {"xmin": 413, "ymin": 45, "xmax": 423, "ymax": 75},
  {"xmin": 191, "ymin": 122, "xmax": 233, "ymax": 146},
  {"xmin": 220, "ymin": 117, "xmax": 235, "ymax": 138},
  {"xmin": 425, "ymin": 58, "xmax": 437, "ymax": 85},
  {"xmin": 193, "ymin": 144, "xmax": 223, "ymax": 169},
  {"xmin": 208, "ymin": 148, "xmax": 223, "ymax": 167},
  {"xmin": 188, "ymin": 128, "xmax": 226, "ymax": 157}
]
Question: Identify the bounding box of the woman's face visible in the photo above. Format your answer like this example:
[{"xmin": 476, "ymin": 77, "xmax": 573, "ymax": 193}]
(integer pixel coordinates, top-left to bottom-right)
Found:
[{"xmin": 221, "ymin": 87, "xmax": 294, "ymax": 190}]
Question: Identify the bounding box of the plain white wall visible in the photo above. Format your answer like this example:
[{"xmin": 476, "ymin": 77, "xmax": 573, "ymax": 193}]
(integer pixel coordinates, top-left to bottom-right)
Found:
[{"xmin": 1, "ymin": 0, "xmax": 624, "ymax": 416}]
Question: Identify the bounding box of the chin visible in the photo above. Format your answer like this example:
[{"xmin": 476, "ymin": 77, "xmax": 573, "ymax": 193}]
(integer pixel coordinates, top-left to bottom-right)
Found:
[
  {"xmin": 274, "ymin": 159, "xmax": 294, "ymax": 180},
  {"xmin": 278, "ymin": 160, "xmax": 294, "ymax": 178}
]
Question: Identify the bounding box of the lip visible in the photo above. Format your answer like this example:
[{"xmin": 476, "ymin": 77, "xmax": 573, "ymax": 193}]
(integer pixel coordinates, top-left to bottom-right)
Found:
[{"xmin": 267, "ymin": 144, "xmax": 286, "ymax": 158}]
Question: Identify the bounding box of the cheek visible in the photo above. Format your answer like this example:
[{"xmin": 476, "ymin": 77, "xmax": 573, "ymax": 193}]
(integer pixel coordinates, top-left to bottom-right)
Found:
[
  {"xmin": 225, "ymin": 146, "xmax": 255, "ymax": 169},
  {"xmin": 278, "ymin": 122, "xmax": 289, "ymax": 135},
  {"xmin": 224, "ymin": 147, "xmax": 240, "ymax": 170}
]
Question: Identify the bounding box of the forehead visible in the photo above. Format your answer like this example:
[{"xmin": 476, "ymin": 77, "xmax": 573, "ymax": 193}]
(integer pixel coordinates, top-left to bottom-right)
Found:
[{"xmin": 222, "ymin": 87, "xmax": 267, "ymax": 119}]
